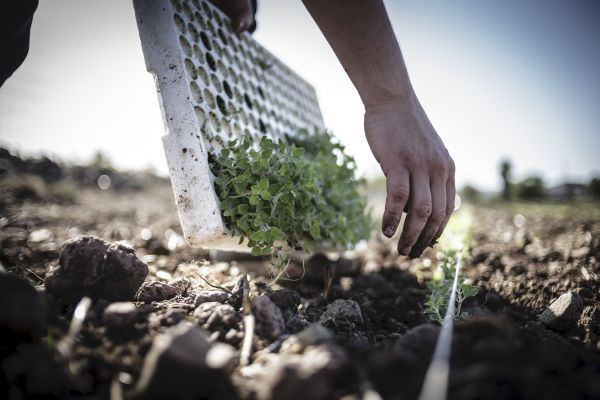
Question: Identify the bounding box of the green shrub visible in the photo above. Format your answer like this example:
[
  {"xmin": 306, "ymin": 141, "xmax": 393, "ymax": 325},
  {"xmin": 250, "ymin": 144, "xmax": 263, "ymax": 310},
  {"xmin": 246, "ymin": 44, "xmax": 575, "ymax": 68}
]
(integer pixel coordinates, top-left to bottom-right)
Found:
[
  {"xmin": 588, "ymin": 177, "xmax": 600, "ymax": 199},
  {"xmin": 209, "ymin": 131, "xmax": 372, "ymax": 260},
  {"xmin": 515, "ymin": 176, "xmax": 545, "ymax": 200}
]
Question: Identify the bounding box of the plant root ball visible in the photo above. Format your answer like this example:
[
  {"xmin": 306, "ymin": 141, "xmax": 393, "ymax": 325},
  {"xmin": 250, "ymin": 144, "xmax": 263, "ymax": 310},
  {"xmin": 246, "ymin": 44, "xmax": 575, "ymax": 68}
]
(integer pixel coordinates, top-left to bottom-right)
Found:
[{"xmin": 45, "ymin": 236, "xmax": 148, "ymax": 304}]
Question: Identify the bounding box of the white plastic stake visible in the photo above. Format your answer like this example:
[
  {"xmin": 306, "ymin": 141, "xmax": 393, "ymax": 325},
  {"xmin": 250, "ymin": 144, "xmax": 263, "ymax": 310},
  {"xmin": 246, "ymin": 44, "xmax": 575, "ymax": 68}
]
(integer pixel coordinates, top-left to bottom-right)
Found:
[
  {"xmin": 418, "ymin": 255, "xmax": 463, "ymax": 400},
  {"xmin": 132, "ymin": 0, "xmax": 325, "ymax": 249}
]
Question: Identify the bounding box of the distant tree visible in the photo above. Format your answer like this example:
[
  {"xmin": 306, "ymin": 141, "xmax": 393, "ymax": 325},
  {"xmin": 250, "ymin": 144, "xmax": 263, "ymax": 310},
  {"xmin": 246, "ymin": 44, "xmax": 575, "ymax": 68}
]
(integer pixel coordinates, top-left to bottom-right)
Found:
[
  {"xmin": 499, "ymin": 159, "xmax": 512, "ymax": 200},
  {"xmin": 516, "ymin": 176, "xmax": 545, "ymax": 200},
  {"xmin": 588, "ymin": 177, "xmax": 600, "ymax": 199},
  {"xmin": 91, "ymin": 150, "xmax": 112, "ymax": 170},
  {"xmin": 460, "ymin": 184, "xmax": 480, "ymax": 202}
]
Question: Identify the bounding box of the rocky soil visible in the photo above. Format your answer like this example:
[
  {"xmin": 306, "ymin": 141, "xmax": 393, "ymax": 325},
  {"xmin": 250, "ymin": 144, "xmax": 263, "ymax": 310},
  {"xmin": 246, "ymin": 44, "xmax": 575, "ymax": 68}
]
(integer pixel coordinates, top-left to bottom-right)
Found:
[{"xmin": 1, "ymin": 157, "xmax": 600, "ymax": 400}]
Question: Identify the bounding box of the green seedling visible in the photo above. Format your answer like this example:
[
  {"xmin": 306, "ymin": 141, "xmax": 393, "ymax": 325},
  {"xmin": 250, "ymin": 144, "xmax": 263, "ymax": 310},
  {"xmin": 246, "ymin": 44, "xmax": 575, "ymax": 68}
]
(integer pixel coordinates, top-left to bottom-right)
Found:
[
  {"xmin": 424, "ymin": 248, "xmax": 477, "ymax": 323},
  {"xmin": 209, "ymin": 130, "xmax": 372, "ymax": 274}
]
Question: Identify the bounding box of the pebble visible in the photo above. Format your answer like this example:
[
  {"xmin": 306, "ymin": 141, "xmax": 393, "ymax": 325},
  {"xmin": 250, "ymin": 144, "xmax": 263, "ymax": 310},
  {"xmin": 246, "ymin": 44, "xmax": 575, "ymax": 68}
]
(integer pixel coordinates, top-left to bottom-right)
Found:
[
  {"xmin": 131, "ymin": 321, "xmax": 239, "ymax": 400},
  {"xmin": 319, "ymin": 299, "xmax": 363, "ymax": 326},
  {"xmin": 194, "ymin": 302, "xmax": 241, "ymax": 330},
  {"xmin": 45, "ymin": 236, "xmax": 148, "ymax": 303},
  {"xmin": 136, "ymin": 281, "xmax": 178, "ymax": 303},
  {"xmin": 194, "ymin": 290, "xmax": 230, "ymax": 307},
  {"xmin": 539, "ymin": 291, "xmax": 584, "ymax": 332},
  {"xmin": 252, "ymin": 295, "xmax": 285, "ymax": 340}
]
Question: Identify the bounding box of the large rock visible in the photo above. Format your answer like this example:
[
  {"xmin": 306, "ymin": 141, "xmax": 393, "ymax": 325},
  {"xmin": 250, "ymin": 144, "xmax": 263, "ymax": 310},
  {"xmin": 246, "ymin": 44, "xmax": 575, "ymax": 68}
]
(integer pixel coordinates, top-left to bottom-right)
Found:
[
  {"xmin": 45, "ymin": 236, "xmax": 148, "ymax": 303},
  {"xmin": 131, "ymin": 321, "xmax": 239, "ymax": 400},
  {"xmin": 539, "ymin": 291, "xmax": 584, "ymax": 331},
  {"xmin": 0, "ymin": 272, "xmax": 44, "ymax": 350}
]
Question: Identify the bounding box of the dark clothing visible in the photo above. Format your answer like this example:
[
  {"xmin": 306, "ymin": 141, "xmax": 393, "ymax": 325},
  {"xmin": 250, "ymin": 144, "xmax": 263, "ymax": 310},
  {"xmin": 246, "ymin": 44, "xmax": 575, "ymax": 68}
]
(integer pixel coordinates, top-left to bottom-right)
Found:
[{"xmin": 0, "ymin": 0, "xmax": 38, "ymax": 87}]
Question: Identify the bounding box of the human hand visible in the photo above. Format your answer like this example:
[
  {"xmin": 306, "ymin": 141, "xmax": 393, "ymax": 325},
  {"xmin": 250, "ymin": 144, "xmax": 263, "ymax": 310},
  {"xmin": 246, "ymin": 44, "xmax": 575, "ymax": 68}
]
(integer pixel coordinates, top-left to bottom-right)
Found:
[
  {"xmin": 365, "ymin": 97, "xmax": 455, "ymax": 258},
  {"xmin": 209, "ymin": 0, "xmax": 256, "ymax": 34}
]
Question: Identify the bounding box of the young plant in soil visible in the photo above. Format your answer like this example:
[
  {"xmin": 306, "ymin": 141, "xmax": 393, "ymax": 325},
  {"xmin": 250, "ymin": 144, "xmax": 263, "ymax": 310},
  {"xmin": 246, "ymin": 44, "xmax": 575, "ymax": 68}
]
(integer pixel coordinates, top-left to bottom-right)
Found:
[
  {"xmin": 209, "ymin": 130, "xmax": 372, "ymax": 274},
  {"xmin": 424, "ymin": 248, "xmax": 478, "ymax": 323}
]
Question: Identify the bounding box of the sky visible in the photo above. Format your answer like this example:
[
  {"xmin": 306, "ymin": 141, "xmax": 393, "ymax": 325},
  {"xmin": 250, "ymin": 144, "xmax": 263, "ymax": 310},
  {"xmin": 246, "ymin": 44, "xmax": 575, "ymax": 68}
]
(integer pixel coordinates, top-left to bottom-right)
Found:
[{"xmin": 0, "ymin": 0, "xmax": 598, "ymax": 191}]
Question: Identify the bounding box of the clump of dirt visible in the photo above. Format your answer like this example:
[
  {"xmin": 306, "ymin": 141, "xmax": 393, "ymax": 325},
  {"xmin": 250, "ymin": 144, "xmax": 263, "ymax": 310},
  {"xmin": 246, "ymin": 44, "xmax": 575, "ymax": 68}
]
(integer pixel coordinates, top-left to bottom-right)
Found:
[{"xmin": 45, "ymin": 236, "xmax": 148, "ymax": 304}]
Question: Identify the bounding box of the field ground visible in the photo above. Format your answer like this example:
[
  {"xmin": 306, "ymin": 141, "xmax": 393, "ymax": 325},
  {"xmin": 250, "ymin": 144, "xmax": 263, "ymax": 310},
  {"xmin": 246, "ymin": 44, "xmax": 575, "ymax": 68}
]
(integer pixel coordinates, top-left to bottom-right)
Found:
[{"xmin": 1, "ymin": 174, "xmax": 600, "ymax": 399}]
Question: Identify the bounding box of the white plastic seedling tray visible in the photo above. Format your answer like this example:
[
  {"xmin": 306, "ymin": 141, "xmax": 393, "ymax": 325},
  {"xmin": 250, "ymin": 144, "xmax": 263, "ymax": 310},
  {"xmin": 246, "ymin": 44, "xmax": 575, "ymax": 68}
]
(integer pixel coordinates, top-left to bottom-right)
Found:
[{"xmin": 133, "ymin": 0, "xmax": 325, "ymax": 249}]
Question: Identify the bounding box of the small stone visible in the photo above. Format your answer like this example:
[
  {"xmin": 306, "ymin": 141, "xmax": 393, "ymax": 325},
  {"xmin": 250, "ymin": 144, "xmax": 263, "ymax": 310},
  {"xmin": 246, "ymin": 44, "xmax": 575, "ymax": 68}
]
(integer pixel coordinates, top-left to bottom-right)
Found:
[
  {"xmin": 319, "ymin": 299, "xmax": 363, "ymax": 326},
  {"xmin": 195, "ymin": 290, "xmax": 230, "ymax": 307},
  {"xmin": 194, "ymin": 302, "xmax": 241, "ymax": 330},
  {"xmin": 539, "ymin": 291, "xmax": 584, "ymax": 332},
  {"xmin": 45, "ymin": 236, "xmax": 148, "ymax": 303},
  {"xmin": 252, "ymin": 295, "xmax": 285, "ymax": 340},
  {"xmin": 136, "ymin": 281, "xmax": 178, "ymax": 303},
  {"xmin": 0, "ymin": 272, "xmax": 44, "ymax": 349},
  {"xmin": 131, "ymin": 321, "xmax": 239, "ymax": 400},
  {"xmin": 268, "ymin": 289, "xmax": 301, "ymax": 311},
  {"xmin": 103, "ymin": 302, "xmax": 139, "ymax": 329}
]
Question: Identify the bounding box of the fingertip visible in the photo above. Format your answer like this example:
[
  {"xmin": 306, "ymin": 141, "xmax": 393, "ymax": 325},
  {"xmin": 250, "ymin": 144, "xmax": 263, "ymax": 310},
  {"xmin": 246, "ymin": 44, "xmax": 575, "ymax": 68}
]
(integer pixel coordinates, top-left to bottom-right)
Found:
[
  {"xmin": 382, "ymin": 223, "xmax": 397, "ymax": 238},
  {"xmin": 232, "ymin": 17, "xmax": 246, "ymax": 34},
  {"xmin": 398, "ymin": 243, "xmax": 411, "ymax": 256},
  {"xmin": 408, "ymin": 245, "xmax": 424, "ymax": 259}
]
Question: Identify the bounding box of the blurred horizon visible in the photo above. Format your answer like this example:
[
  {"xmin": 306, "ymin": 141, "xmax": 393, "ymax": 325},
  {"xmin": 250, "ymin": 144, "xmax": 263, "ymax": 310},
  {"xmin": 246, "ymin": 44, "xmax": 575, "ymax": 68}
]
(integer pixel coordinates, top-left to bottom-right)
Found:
[{"xmin": 0, "ymin": 0, "xmax": 598, "ymax": 192}]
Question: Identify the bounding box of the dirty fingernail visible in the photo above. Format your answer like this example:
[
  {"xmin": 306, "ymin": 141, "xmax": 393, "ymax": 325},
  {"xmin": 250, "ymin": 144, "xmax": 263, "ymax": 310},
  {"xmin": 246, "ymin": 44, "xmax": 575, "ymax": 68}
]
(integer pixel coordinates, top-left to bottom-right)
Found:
[{"xmin": 384, "ymin": 226, "xmax": 395, "ymax": 237}]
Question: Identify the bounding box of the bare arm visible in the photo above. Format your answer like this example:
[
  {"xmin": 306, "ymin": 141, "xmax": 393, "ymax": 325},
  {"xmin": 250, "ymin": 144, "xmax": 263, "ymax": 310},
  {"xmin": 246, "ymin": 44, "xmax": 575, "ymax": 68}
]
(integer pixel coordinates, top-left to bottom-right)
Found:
[{"xmin": 303, "ymin": 0, "xmax": 455, "ymax": 257}]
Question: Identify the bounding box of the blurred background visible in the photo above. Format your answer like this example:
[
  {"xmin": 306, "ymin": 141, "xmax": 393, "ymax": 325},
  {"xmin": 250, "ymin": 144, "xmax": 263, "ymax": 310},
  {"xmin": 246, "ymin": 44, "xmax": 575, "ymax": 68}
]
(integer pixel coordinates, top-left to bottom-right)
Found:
[{"xmin": 0, "ymin": 0, "xmax": 599, "ymax": 198}]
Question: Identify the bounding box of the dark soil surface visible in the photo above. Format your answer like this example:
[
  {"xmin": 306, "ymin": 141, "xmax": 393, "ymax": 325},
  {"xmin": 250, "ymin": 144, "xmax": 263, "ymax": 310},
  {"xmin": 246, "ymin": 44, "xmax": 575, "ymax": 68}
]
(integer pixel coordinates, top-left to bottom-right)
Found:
[{"xmin": 1, "ymin": 161, "xmax": 600, "ymax": 400}]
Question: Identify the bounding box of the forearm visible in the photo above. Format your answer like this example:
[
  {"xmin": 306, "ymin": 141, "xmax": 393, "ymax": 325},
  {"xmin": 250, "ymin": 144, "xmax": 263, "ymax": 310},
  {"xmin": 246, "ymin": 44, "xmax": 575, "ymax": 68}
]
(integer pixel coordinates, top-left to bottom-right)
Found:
[
  {"xmin": 304, "ymin": 0, "xmax": 455, "ymax": 258},
  {"xmin": 302, "ymin": 0, "xmax": 415, "ymax": 108}
]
